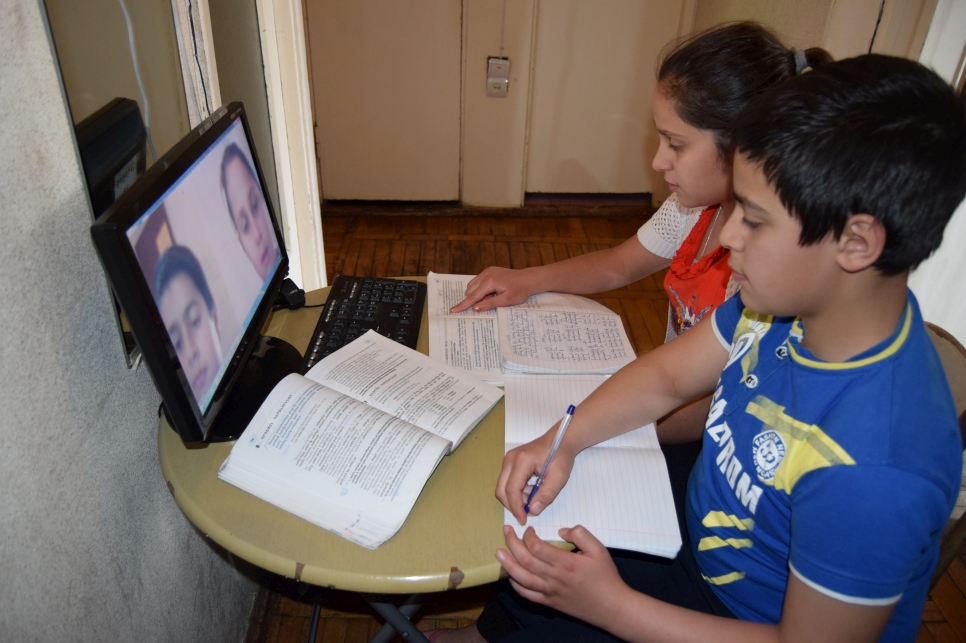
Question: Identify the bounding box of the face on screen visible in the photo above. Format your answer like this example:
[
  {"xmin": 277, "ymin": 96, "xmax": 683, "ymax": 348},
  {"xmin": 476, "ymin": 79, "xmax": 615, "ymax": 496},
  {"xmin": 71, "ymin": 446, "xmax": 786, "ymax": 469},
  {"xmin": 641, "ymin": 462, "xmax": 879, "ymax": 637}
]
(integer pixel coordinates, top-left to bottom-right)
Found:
[
  {"xmin": 223, "ymin": 151, "xmax": 279, "ymax": 281},
  {"xmin": 158, "ymin": 270, "xmax": 222, "ymax": 402}
]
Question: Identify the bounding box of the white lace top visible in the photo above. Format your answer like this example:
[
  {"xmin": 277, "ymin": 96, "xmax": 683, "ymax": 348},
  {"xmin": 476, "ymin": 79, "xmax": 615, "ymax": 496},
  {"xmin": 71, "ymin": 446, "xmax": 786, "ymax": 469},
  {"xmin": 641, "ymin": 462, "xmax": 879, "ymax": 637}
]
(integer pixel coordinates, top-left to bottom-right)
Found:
[{"xmin": 636, "ymin": 194, "xmax": 706, "ymax": 259}]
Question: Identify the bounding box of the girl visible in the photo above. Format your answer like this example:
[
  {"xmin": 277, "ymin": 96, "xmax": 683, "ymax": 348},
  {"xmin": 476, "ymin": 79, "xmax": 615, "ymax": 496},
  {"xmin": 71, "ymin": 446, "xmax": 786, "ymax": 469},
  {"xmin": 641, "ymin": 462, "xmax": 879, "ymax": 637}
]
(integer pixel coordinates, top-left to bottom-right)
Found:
[
  {"xmin": 453, "ymin": 21, "xmax": 830, "ymax": 444},
  {"xmin": 430, "ymin": 22, "xmax": 830, "ymax": 643}
]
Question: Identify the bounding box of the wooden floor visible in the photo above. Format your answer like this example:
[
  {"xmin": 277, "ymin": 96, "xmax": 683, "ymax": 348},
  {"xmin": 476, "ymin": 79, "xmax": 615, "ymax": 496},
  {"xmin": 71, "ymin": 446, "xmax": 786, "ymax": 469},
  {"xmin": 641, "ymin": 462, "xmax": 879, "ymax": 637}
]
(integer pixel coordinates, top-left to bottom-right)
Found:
[{"xmin": 246, "ymin": 205, "xmax": 966, "ymax": 643}]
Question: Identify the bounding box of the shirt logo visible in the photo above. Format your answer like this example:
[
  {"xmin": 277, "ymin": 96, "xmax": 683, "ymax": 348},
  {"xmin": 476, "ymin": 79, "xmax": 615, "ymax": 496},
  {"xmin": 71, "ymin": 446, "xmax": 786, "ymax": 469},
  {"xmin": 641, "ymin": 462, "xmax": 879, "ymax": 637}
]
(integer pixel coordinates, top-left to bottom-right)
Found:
[
  {"xmin": 753, "ymin": 430, "xmax": 786, "ymax": 481},
  {"xmin": 726, "ymin": 332, "xmax": 756, "ymax": 369}
]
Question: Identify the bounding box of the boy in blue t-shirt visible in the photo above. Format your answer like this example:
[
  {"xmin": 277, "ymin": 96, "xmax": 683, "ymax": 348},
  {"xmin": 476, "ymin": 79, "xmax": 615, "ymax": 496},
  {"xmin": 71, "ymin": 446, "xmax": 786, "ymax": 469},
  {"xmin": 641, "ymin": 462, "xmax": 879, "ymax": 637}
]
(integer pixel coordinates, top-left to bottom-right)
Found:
[{"xmin": 452, "ymin": 55, "xmax": 966, "ymax": 643}]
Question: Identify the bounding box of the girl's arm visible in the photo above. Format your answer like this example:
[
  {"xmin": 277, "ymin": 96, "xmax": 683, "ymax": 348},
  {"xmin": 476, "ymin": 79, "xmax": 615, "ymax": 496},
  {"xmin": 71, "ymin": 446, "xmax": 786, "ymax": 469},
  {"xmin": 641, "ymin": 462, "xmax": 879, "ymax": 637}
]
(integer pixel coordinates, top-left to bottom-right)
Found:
[
  {"xmin": 497, "ymin": 316, "xmax": 727, "ymax": 523},
  {"xmin": 451, "ymin": 236, "xmax": 670, "ymax": 313}
]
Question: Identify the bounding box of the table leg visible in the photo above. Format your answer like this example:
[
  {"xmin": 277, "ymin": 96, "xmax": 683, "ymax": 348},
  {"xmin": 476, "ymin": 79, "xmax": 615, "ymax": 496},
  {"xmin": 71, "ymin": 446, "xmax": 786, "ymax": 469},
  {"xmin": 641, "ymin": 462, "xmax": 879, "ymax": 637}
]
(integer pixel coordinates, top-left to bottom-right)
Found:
[
  {"xmin": 365, "ymin": 593, "xmax": 428, "ymax": 642},
  {"xmin": 306, "ymin": 603, "xmax": 321, "ymax": 643}
]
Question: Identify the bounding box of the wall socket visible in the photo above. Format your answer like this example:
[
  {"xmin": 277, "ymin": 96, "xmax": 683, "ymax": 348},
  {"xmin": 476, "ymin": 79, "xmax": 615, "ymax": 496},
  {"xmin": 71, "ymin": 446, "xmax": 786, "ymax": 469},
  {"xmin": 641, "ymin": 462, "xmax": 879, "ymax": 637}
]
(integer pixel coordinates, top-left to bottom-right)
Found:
[{"xmin": 487, "ymin": 57, "xmax": 509, "ymax": 98}]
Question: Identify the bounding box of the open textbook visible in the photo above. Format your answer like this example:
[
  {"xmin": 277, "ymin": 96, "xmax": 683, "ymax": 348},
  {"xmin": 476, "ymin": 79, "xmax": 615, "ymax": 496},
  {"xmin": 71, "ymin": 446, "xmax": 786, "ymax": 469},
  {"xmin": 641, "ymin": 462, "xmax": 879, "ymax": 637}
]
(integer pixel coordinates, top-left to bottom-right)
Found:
[
  {"xmin": 504, "ymin": 373, "xmax": 681, "ymax": 558},
  {"xmin": 427, "ymin": 272, "xmax": 637, "ymax": 382},
  {"xmin": 217, "ymin": 330, "xmax": 504, "ymax": 550}
]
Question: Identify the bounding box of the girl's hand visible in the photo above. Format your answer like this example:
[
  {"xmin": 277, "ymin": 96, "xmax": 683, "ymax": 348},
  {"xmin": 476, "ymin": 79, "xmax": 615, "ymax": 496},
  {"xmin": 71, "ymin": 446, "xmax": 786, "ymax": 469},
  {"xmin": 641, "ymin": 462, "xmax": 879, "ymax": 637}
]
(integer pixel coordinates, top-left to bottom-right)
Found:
[
  {"xmin": 495, "ymin": 430, "xmax": 576, "ymax": 525},
  {"xmin": 449, "ymin": 267, "xmax": 536, "ymax": 313},
  {"xmin": 496, "ymin": 525, "xmax": 631, "ymax": 628}
]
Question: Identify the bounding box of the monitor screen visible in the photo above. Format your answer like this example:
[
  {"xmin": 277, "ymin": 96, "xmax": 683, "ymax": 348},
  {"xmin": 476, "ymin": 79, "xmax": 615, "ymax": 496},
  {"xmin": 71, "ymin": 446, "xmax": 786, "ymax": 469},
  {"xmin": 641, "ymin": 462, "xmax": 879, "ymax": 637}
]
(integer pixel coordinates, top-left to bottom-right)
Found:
[
  {"xmin": 91, "ymin": 103, "xmax": 298, "ymax": 443},
  {"xmin": 126, "ymin": 118, "xmax": 280, "ymax": 412}
]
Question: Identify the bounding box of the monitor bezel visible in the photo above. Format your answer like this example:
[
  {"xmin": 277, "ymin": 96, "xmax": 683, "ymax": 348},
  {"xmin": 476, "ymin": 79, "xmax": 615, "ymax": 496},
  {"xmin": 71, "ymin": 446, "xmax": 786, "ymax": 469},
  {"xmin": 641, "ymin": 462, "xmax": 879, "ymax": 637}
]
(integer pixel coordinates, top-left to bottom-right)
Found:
[{"xmin": 90, "ymin": 102, "xmax": 290, "ymax": 443}]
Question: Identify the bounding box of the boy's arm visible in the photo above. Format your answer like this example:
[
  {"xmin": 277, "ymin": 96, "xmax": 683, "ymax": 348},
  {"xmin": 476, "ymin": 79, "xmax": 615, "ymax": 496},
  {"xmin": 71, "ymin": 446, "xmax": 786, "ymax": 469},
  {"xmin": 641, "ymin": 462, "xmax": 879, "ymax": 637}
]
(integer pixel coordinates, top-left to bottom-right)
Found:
[
  {"xmin": 498, "ymin": 525, "xmax": 894, "ymax": 643},
  {"xmin": 450, "ymin": 235, "xmax": 670, "ymax": 312},
  {"xmin": 497, "ymin": 316, "xmax": 728, "ymax": 523}
]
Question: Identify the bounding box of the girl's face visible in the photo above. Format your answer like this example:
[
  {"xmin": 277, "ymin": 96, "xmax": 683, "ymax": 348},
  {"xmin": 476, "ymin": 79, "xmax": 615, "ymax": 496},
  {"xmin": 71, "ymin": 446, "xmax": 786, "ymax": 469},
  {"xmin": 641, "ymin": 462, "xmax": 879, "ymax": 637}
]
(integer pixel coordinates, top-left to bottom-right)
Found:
[
  {"xmin": 651, "ymin": 84, "xmax": 732, "ymax": 208},
  {"xmin": 159, "ymin": 273, "xmax": 222, "ymax": 402},
  {"xmin": 224, "ymin": 156, "xmax": 279, "ymax": 281}
]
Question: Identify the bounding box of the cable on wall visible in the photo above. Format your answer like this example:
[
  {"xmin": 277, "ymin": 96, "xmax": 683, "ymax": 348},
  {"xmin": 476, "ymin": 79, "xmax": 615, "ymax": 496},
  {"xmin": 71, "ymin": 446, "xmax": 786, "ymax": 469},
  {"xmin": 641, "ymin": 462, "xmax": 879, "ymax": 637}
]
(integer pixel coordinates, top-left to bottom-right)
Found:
[
  {"xmin": 185, "ymin": 0, "xmax": 212, "ymax": 118},
  {"xmin": 118, "ymin": 0, "xmax": 158, "ymax": 161},
  {"xmin": 499, "ymin": 0, "xmax": 507, "ymax": 57},
  {"xmin": 868, "ymin": 0, "xmax": 886, "ymax": 54}
]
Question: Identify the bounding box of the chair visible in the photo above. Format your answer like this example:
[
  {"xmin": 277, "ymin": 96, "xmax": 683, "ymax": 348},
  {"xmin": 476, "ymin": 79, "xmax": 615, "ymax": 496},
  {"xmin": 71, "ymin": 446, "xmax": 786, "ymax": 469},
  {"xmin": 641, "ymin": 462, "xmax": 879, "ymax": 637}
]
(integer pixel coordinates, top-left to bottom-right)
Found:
[{"xmin": 926, "ymin": 323, "xmax": 966, "ymax": 591}]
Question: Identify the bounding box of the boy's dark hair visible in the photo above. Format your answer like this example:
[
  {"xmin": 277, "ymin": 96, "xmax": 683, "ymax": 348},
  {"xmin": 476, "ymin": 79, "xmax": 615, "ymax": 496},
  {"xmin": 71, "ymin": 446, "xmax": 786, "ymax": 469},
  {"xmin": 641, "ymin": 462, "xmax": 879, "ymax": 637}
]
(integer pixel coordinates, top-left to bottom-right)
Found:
[
  {"xmin": 155, "ymin": 245, "xmax": 214, "ymax": 313},
  {"xmin": 658, "ymin": 21, "xmax": 831, "ymax": 160},
  {"xmin": 220, "ymin": 142, "xmax": 259, "ymax": 227},
  {"xmin": 732, "ymin": 54, "xmax": 966, "ymax": 275}
]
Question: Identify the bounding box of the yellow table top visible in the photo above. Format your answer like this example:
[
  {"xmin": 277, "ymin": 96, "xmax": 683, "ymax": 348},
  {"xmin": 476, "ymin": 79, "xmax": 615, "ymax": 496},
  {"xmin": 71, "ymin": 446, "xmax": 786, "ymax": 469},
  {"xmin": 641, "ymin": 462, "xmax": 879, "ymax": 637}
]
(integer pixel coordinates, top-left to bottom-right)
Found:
[{"xmin": 157, "ymin": 279, "xmax": 507, "ymax": 594}]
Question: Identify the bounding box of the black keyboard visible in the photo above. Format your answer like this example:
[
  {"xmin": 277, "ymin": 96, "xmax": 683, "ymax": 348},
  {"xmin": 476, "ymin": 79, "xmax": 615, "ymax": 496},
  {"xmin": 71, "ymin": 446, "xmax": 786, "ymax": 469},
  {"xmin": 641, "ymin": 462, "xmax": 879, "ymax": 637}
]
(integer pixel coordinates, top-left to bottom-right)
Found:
[{"xmin": 301, "ymin": 275, "xmax": 427, "ymax": 371}]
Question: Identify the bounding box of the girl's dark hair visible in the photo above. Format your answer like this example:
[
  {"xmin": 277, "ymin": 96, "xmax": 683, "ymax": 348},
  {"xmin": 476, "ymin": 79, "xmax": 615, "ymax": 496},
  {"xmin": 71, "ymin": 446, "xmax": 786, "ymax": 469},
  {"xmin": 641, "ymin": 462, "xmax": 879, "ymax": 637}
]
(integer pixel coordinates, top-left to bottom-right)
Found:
[
  {"xmin": 220, "ymin": 142, "xmax": 259, "ymax": 227},
  {"xmin": 658, "ymin": 22, "xmax": 832, "ymax": 159},
  {"xmin": 155, "ymin": 245, "xmax": 215, "ymax": 312}
]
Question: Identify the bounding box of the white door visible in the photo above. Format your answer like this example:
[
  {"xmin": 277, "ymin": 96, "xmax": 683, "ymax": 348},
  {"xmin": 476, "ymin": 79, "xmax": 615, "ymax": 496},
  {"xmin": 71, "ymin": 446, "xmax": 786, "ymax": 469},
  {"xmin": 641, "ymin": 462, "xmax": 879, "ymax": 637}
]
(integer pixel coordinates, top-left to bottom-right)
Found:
[
  {"xmin": 524, "ymin": 0, "xmax": 690, "ymax": 196},
  {"xmin": 306, "ymin": 1, "xmax": 462, "ymax": 201}
]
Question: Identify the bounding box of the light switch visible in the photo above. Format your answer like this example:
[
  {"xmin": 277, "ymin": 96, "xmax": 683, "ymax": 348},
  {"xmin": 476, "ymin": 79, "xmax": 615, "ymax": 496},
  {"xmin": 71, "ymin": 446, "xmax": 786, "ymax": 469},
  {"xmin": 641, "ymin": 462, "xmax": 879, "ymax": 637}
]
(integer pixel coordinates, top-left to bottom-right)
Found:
[
  {"xmin": 488, "ymin": 57, "xmax": 509, "ymax": 79},
  {"xmin": 487, "ymin": 56, "xmax": 510, "ymax": 98}
]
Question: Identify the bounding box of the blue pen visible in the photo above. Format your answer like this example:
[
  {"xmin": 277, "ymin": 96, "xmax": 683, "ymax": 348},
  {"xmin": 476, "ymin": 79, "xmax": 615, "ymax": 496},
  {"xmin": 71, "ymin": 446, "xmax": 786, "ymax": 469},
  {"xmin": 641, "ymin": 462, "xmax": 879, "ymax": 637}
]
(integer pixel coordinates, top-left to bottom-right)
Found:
[{"xmin": 525, "ymin": 404, "xmax": 576, "ymax": 514}]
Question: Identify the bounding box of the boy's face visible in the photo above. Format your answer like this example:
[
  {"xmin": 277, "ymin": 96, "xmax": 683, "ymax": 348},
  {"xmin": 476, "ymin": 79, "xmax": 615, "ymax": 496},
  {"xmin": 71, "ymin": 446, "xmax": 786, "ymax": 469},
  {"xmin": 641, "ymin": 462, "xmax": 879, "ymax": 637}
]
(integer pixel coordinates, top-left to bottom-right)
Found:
[
  {"xmin": 159, "ymin": 273, "xmax": 222, "ymax": 402},
  {"xmin": 720, "ymin": 153, "xmax": 841, "ymax": 318}
]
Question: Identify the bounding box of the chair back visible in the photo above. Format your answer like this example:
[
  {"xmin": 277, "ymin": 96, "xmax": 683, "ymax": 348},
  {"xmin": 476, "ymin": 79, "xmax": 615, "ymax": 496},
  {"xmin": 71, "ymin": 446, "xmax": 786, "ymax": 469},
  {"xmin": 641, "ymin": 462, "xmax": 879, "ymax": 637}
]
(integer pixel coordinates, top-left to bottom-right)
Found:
[
  {"xmin": 926, "ymin": 323, "xmax": 966, "ymax": 443},
  {"xmin": 925, "ymin": 323, "xmax": 966, "ymax": 591}
]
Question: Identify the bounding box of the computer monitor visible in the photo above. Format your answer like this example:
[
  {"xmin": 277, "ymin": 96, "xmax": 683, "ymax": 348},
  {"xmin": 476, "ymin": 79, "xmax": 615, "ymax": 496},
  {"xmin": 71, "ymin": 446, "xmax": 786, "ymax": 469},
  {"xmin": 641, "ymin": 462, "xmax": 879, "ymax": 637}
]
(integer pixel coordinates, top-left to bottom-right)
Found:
[{"xmin": 91, "ymin": 102, "xmax": 301, "ymax": 443}]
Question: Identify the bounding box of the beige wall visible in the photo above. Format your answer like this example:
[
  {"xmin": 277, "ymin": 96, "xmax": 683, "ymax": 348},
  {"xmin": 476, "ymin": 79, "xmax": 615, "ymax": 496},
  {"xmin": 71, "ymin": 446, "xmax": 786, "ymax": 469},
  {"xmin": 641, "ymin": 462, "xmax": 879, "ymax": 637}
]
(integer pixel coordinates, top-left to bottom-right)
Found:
[
  {"xmin": 692, "ymin": 0, "xmax": 935, "ymax": 60},
  {"xmin": 44, "ymin": 0, "xmax": 190, "ymax": 160},
  {"xmin": 307, "ymin": 0, "xmax": 462, "ymax": 201},
  {"xmin": 305, "ymin": 0, "xmax": 938, "ymax": 206},
  {"xmin": 524, "ymin": 0, "xmax": 692, "ymax": 195},
  {"xmin": 692, "ymin": 0, "xmax": 834, "ymax": 50},
  {"xmin": 208, "ymin": 0, "xmax": 281, "ymax": 218},
  {"xmin": 0, "ymin": 3, "xmax": 255, "ymax": 639},
  {"xmin": 461, "ymin": 0, "xmax": 536, "ymax": 206}
]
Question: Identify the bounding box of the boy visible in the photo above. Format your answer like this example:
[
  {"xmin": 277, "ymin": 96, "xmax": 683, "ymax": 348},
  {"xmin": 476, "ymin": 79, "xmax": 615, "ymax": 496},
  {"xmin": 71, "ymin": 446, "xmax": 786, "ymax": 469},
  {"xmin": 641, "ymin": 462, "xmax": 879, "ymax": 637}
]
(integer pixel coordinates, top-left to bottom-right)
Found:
[{"xmin": 447, "ymin": 55, "xmax": 966, "ymax": 643}]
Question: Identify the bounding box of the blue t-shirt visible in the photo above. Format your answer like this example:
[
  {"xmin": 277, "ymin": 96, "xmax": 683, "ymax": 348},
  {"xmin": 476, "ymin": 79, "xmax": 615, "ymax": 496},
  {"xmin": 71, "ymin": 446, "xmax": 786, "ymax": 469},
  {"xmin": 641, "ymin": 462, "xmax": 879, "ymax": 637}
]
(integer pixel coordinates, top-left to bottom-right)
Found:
[{"xmin": 687, "ymin": 292, "xmax": 961, "ymax": 641}]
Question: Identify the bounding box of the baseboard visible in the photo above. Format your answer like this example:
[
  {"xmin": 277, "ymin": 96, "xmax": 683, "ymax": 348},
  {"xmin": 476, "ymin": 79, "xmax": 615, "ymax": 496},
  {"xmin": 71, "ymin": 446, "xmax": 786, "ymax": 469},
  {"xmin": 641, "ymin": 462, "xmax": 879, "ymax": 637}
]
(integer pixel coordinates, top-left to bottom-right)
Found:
[{"xmin": 321, "ymin": 199, "xmax": 655, "ymax": 219}]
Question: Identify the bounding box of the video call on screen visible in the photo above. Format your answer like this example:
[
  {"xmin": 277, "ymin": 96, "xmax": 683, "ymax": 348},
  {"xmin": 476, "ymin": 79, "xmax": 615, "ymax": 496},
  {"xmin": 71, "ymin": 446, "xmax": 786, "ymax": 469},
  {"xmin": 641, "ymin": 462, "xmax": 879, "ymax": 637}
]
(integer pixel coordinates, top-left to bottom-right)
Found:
[{"xmin": 127, "ymin": 119, "xmax": 281, "ymax": 413}]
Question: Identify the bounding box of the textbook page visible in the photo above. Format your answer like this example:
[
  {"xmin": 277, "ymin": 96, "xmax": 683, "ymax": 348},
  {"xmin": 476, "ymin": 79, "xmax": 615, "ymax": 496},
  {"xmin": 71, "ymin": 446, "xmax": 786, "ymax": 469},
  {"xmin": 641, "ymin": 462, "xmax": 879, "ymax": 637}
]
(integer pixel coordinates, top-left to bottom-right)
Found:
[
  {"xmin": 497, "ymin": 294, "xmax": 636, "ymax": 375},
  {"xmin": 305, "ymin": 330, "xmax": 504, "ymax": 449},
  {"xmin": 426, "ymin": 272, "xmax": 503, "ymax": 385},
  {"xmin": 503, "ymin": 373, "xmax": 681, "ymax": 557},
  {"xmin": 218, "ymin": 373, "xmax": 452, "ymax": 549}
]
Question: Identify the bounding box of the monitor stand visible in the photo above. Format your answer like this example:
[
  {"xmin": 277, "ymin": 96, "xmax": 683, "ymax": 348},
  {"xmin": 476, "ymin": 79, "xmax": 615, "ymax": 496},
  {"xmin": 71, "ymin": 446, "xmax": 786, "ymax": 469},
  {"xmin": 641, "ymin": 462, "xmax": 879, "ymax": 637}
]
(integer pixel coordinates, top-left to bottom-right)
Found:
[{"xmin": 164, "ymin": 335, "xmax": 303, "ymax": 443}]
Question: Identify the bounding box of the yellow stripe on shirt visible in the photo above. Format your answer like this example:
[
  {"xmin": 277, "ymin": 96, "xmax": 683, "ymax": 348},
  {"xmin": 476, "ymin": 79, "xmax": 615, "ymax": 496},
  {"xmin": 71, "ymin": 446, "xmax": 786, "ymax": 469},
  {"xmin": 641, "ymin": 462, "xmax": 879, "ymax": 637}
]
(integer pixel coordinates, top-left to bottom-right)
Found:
[
  {"xmin": 702, "ymin": 572, "xmax": 746, "ymax": 586},
  {"xmin": 698, "ymin": 536, "xmax": 754, "ymax": 551}
]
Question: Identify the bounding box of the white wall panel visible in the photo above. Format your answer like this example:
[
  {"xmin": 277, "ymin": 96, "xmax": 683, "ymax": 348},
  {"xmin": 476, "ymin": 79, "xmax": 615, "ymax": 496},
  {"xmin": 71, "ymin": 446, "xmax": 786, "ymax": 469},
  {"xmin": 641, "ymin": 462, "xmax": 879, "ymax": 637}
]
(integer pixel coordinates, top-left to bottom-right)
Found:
[
  {"xmin": 308, "ymin": 0, "xmax": 461, "ymax": 201},
  {"xmin": 525, "ymin": 1, "xmax": 688, "ymax": 194}
]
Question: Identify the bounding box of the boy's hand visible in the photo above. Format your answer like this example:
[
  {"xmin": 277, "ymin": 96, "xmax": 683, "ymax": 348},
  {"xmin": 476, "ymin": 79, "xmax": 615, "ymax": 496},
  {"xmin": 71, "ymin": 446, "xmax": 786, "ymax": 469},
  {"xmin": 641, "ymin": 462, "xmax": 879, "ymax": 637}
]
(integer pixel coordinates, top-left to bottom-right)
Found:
[
  {"xmin": 449, "ymin": 267, "xmax": 536, "ymax": 313},
  {"xmin": 496, "ymin": 430, "xmax": 576, "ymax": 524},
  {"xmin": 496, "ymin": 525, "xmax": 630, "ymax": 628}
]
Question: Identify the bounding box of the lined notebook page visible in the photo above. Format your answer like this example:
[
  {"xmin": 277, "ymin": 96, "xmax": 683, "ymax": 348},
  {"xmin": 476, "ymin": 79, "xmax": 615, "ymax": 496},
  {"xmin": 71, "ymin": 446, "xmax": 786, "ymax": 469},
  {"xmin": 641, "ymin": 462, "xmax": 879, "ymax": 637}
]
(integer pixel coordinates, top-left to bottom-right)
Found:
[{"xmin": 504, "ymin": 374, "xmax": 681, "ymax": 558}]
